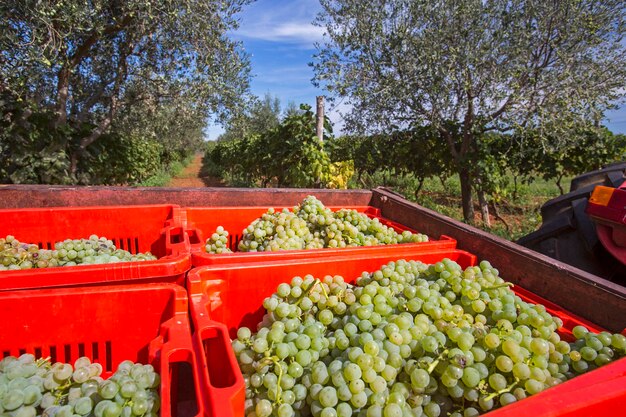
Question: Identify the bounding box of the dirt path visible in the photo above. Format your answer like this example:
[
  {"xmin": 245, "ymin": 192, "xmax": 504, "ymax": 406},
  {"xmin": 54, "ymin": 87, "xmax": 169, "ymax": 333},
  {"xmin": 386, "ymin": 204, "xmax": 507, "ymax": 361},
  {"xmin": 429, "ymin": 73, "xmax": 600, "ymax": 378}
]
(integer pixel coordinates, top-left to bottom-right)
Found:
[{"xmin": 167, "ymin": 154, "xmax": 223, "ymax": 187}]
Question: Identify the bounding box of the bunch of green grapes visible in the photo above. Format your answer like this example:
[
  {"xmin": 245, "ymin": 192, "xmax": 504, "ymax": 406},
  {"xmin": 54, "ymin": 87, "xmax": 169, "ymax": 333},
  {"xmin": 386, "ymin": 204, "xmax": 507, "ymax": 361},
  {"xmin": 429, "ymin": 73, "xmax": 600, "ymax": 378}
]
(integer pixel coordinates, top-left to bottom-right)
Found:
[
  {"xmin": 53, "ymin": 235, "xmax": 157, "ymax": 266},
  {"xmin": 233, "ymin": 259, "xmax": 626, "ymax": 417},
  {"xmin": 0, "ymin": 235, "xmax": 156, "ymax": 270},
  {"xmin": 0, "ymin": 236, "xmax": 43, "ymax": 270},
  {"xmin": 0, "ymin": 355, "xmax": 160, "ymax": 417},
  {"xmin": 204, "ymin": 226, "xmax": 233, "ymax": 254},
  {"xmin": 237, "ymin": 196, "xmax": 428, "ymax": 253},
  {"xmin": 238, "ymin": 209, "xmax": 321, "ymax": 252}
]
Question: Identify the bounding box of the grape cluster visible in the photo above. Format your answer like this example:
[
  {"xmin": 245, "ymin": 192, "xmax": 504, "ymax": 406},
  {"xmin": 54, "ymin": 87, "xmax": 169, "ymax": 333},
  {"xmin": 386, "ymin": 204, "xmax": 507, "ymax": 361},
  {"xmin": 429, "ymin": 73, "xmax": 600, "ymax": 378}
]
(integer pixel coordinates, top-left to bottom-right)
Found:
[
  {"xmin": 233, "ymin": 259, "xmax": 626, "ymax": 417},
  {"xmin": 204, "ymin": 226, "xmax": 234, "ymax": 254},
  {"xmin": 0, "ymin": 235, "xmax": 157, "ymax": 271},
  {"xmin": 53, "ymin": 236, "xmax": 156, "ymax": 266},
  {"xmin": 0, "ymin": 236, "xmax": 43, "ymax": 270},
  {"xmin": 236, "ymin": 196, "xmax": 428, "ymax": 252},
  {"xmin": 0, "ymin": 355, "xmax": 160, "ymax": 417}
]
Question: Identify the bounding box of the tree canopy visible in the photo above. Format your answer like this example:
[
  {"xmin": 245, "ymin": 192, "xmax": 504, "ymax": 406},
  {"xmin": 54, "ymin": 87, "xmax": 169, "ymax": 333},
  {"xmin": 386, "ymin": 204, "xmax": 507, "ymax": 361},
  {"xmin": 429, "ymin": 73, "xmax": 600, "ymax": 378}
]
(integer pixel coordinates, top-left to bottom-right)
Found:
[
  {"xmin": 1, "ymin": 0, "xmax": 252, "ymax": 182},
  {"xmin": 313, "ymin": 0, "xmax": 626, "ymax": 221},
  {"xmin": 218, "ymin": 93, "xmax": 283, "ymax": 141}
]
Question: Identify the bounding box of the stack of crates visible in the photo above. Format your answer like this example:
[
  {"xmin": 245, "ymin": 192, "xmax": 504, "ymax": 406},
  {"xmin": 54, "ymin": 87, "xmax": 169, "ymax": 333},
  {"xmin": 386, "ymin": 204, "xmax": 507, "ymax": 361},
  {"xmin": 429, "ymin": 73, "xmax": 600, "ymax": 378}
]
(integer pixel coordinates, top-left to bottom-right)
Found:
[{"xmin": 1, "ymin": 201, "xmax": 625, "ymax": 417}]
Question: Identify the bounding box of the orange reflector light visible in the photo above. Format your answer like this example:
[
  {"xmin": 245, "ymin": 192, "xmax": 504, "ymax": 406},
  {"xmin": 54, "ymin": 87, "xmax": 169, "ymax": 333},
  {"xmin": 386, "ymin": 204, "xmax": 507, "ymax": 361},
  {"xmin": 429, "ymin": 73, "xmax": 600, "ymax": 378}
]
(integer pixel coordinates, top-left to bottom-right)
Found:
[{"xmin": 589, "ymin": 186, "xmax": 615, "ymax": 206}]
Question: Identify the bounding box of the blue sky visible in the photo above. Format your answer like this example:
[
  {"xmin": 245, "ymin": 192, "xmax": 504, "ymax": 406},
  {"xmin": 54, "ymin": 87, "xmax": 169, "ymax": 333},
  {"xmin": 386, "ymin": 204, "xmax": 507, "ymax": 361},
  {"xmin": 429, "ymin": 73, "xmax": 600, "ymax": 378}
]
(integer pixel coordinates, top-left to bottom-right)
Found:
[
  {"xmin": 206, "ymin": 0, "xmax": 330, "ymax": 139},
  {"xmin": 206, "ymin": 0, "xmax": 626, "ymax": 139}
]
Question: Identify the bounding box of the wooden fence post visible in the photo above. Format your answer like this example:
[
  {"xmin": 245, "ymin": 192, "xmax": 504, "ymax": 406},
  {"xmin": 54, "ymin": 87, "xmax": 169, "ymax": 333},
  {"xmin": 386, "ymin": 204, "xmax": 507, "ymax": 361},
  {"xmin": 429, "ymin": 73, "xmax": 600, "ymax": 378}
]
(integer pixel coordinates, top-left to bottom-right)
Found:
[{"xmin": 316, "ymin": 96, "xmax": 324, "ymax": 143}]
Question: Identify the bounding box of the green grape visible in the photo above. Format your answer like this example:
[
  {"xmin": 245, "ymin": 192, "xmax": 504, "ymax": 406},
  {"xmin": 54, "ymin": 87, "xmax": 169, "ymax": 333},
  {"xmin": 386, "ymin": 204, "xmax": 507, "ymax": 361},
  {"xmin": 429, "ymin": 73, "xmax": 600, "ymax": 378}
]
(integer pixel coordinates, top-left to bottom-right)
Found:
[
  {"xmin": 22, "ymin": 385, "xmax": 41, "ymax": 406},
  {"xmin": 2, "ymin": 389, "xmax": 25, "ymax": 411},
  {"xmin": 277, "ymin": 403, "xmax": 294, "ymax": 417},
  {"xmin": 72, "ymin": 368, "xmax": 90, "ymax": 384},
  {"xmin": 525, "ymin": 379, "xmax": 544, "ymax": 394},
  {"xmin": 131, "ymin": 398, "xmax": 149, "ymax": 416},
  {"xmin": 461, "ymin": 367, "xmax": 480, "ymax": 388},
  {"xmin": 13, "ymin": 405, "xmax": 36, "ymax": 417},
  {"xmin": 572, "ymin": 326, "xmax": 588, "ymax": 340},
  {"xmin": 319, "ymin": 386, "xmax": 338, "ymax": 408},
  {"xmin": 98, "ymin": 381, "xmax": 119, "ymax": 400},
  {"xmin": 495, "ymin": 356, "xmax": 514, "ymax": 373},
  {"xmin": 499, "ymin": 393, "xmax": 517, "ymax": 406},
  {"xmin": 73, "ymin": 397, "xmax": 93, "ymax": 416}
]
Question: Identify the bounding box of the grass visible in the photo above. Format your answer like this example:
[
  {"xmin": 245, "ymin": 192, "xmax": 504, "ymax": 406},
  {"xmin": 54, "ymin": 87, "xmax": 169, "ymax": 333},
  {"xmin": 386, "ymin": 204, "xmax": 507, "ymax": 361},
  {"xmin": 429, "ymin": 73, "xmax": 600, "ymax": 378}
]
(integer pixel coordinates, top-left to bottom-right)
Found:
[
  {"xmin": 138, "ymin": 157, "xmax": 192, "ymax": 187},
  {"xmin": 351, "ymin": 171, "xmax": 569, "ymax": 241}
]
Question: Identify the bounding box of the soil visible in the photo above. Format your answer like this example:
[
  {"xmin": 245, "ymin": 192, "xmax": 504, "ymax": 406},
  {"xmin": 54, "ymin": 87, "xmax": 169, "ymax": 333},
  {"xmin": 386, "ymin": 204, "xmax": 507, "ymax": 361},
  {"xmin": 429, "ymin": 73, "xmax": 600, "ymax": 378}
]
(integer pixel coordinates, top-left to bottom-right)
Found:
[{"xmin": 167, "ymin": 154, "xmax": 224, "ymax": 187}]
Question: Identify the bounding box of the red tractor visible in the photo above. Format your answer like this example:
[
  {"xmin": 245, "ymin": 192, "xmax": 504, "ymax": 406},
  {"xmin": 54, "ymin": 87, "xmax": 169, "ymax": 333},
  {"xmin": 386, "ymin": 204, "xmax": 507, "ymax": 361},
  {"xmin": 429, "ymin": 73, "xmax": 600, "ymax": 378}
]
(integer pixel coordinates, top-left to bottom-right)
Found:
[{"xmin": 518, "ymin": 163, "xmax": 626, "ymax": 283}]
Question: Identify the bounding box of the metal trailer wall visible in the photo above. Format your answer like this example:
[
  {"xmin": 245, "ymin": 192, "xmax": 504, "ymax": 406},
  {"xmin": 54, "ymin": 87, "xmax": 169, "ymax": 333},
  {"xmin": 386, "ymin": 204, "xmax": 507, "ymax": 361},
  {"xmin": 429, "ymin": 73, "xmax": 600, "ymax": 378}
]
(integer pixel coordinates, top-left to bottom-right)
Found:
[{"xmin": 0, "ymin": 184, "xmax": 624, "ymax": 332}]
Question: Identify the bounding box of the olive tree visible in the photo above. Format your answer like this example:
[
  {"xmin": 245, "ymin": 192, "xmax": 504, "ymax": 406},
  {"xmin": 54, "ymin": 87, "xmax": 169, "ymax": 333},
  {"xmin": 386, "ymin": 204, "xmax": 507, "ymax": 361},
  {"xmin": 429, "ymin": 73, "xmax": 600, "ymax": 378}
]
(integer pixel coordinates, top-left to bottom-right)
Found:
[
  {"xmin": 313, "ymin": 0, "xmax": 626, "ymax": 222},
  {"xmin": 1, "ymin": 0, "xmax": 252, "ymax": 177}
]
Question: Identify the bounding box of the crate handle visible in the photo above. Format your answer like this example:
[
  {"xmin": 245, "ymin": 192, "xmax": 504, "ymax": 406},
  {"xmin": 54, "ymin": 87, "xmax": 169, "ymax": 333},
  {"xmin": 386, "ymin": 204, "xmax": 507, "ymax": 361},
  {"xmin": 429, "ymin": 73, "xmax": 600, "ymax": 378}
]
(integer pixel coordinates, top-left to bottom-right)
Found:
[
  {"xmin": 150, "ymin": 316, "xmax": 205, "ymax": 417},
  {"xmin": 163, "ymin": 226, "xmax": 190, "ymax": 255},
  {"xmin": 193, "ymin": 315, "xmax": 245, "ymax": 417}
]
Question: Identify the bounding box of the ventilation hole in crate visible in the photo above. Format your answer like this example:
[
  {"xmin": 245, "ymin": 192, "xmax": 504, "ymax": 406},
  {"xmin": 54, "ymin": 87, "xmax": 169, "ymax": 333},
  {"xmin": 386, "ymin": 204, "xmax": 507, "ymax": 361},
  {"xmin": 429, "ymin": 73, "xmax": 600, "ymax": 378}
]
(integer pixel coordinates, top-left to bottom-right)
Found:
[
  {"xmin": 134, "ymin": 237, "xmax": 140, "ymax": 253},
  {"xmin": 49, "ymin": 346, "xmax": 57, "ymax": 363},
  {"xmin": 92, "ymin": 342, "xmax": 99, "ymax": 361},
  {"xmin": 78, "ymin": 343, "xmax": 85, "ymax": 357},
  {"xmin": 19, "ymin": 348, "xmax": 26, "ymax": 356},
  {"xmin": 64, "ymin": 344, "xmax": 72, "ymax": 363},
  {"xmin": 117, "ymin": 238, "xmax": 125, "ymax": 250},
  {"xmin": 170, "ymin": 229, "xmax": 184, "ymax": 244},
  {"xmin": 105, "ymin": 341, "xmax": 112, "ymax": 372},
  {"xmin": 125, "ymin": 238, "xmax": 132, "ymax": 253},
  {"xmin": 170, "ymin": 362, "xmax": 199, "ymax": 417},
  {"xmin": 45, "ymin": 241, "xmax": 53, "ymax": 250},
  {"xmin": 234, "ymin": 234, "xmax": 243, "ymax": 250},
  {"xmin": 2, "ymin": 351, "xmax": 10, "ymax": 358},
  {"xmin": 35, "ymin": 347, "xmax": 42, "ymax": 359},
  {"xmin": 187, "ymin": 230, "xmax": 201, "ymax": 245}
]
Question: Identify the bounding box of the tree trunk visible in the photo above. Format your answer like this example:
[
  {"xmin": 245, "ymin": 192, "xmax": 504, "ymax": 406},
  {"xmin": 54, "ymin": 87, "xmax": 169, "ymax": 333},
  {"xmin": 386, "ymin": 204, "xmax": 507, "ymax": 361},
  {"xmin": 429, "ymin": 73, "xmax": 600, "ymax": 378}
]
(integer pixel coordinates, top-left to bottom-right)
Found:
[
  {"xmin": 556, "ymin": 173, "xmax": 565, "ymax": 195},
  {"xmin": 459, "ymin": 167, "xmax": 475, "ymax": 224},
  {"xmin": 53, "ymin": 67, "xmax": 71, "ymax": 128},
  {"xmin": 69, "ymin": 116, "xmax": 113, "ymax": 175},
  {"xmin": 478, "ymin": 189, "xmax": 490, "ymax": 227},
  {"xmin": 490, "ymin": 201, "xmax": 510, "ymax": 233},
  {"xmin": 413, "ymin": 177, "xmax": 424, "ymax": 200},
  {"xmin": 474, "ymin": 176, "xmax": 491, "ymax": 227}
]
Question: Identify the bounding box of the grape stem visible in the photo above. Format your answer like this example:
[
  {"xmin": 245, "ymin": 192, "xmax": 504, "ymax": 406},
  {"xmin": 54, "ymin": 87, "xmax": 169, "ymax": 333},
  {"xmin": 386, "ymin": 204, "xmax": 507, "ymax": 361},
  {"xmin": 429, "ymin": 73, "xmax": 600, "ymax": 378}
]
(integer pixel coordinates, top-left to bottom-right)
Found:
[
  {"xmin": 295, "ymin": 278, "xmax": 328, "ymax": 307},
  {"xmin": 427, "ymin": 349, "xmax": 449, "ymax": 374},
  {"xmin": 36, "ymin": 357, "xmax": 52, "ymax": 368},
  {"xmin": 484, "ymin": 378, "xmax": 520, "ymax": 401},
  {"xmin": 483, "ymin": 283, "xmax": 514, "ymax": 290},
  {"xmin": 258, "ymin": 356, "xmax": 284, "ymax": 404}
]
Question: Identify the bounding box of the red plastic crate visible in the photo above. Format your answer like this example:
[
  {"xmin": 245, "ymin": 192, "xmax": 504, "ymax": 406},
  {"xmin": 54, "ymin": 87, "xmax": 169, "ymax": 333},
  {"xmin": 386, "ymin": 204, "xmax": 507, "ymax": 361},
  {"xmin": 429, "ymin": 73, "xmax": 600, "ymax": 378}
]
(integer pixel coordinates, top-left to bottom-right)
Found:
[
  {"xmin": 0, "ymin": 283, "xmax": 204, "ymax": 417},
  {"xmin": 0, "ymin": 205, "xmax": 191, "ymax": 290},
  {"xmin": 186, "ymin": 249, "xmax": 476, "ymax": 417},
  {"xmin": 179, "ymin": 206, "xmax": 457, "ymax": 266},
  {"xmin": 186, "ymin": 251, "xmax": 625, "ymax": 417}
]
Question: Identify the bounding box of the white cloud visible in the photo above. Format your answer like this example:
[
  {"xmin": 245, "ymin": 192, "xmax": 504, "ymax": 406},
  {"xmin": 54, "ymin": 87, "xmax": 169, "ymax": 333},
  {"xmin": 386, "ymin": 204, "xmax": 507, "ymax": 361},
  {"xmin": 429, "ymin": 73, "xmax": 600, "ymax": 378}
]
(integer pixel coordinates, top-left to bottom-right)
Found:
[
  {"xmin": 237, "ymin": 22, "xmax": 325, "ymax": 44},
  {"xmin": 234, "ymin": 0, "xmax": 325, "ymax": 46},
  {"xmin": 272, "ymin": 23, "xmax": 324, "ymax": 41}
]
